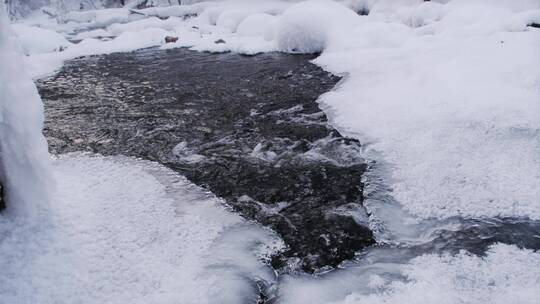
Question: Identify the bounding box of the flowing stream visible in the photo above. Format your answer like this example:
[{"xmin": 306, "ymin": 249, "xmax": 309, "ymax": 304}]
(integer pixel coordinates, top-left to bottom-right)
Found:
[{"xmin": 37, "ymin": 47, "xmax": 540, "ymax": 303}]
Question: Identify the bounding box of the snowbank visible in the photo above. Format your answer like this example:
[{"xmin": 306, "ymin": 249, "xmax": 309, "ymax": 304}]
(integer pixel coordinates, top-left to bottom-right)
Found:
[
  {"xmin": 0, "ymin": 2, "xmax": 51, "ymax": 217},
  {"xmin": 311, "ymin": 0, "xmax": 540, "ymax": 219},
  {"xmin": 0, "ymin": 154, "xmax": 281, "ymax": 303}
]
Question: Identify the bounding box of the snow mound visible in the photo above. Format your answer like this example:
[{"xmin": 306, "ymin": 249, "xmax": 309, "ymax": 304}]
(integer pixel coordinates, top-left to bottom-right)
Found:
[
  {"xmin": 276, "ymin": 0, "xmax": 359, "ymax": 53},
  {"xmin": 237, "ymin": 13, "xmax": 277, "ymax": 39},
  {"xmin": 216, "ymin": 9, "xmax": 251, "ymax": 32},
  {"xmin": 0, "ymin": 154, "xmax": 280, "ymax": 304},
  {"xmin": 12, "ymin": 24, "xmax": 71, "ymax": 55}
]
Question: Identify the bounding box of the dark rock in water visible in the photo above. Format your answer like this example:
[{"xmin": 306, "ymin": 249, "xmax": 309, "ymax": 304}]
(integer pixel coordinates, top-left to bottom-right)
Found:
[
  {"xmin": 38, "ymin": 47, "xmax": 375, "ymax": 273},
  {"xmin": 214, "ymin": 39, "xmax": 226, "ymax": 44},
  {"xmin": 0, "ymin": 182, "xmax": 4, "ymax": 212},
  {"xmin": 529, "ymin": 23, "xmax": 540, "ymax": 28},
  {"xmin": 165, "ymin": 36, "xmax": 179, "ymax": 43}
]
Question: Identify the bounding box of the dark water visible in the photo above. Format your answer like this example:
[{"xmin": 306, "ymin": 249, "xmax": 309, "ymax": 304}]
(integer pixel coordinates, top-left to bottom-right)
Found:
[
  {"xmin": 38, "ymin": 47, "xmax": 374, "ymax": 273},
  {"xmin": 37, "ymin": 47, "xmax": 540, "ymax": 279}
]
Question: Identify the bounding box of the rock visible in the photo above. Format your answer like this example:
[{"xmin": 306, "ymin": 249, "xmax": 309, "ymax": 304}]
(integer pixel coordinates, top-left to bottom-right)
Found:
[
  {"xmin": 164, "ymin": 36, "xmax": 178, "ymax": 43},
  {"xmin": 214, "ymin": 39, "xmax": 226, "ymax": 44}
]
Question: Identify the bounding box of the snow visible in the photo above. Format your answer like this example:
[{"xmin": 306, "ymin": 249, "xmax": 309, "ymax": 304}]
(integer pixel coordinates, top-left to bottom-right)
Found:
[
  {"xmin": 106, "ymin": 15, "xmax": 183, "ymax": 35},
  {"xmin": 0, "ymin": 154, "xmax": 281, "ymax": 303},
  {"xmin": 237, "ymin": 13, "xmax": 277, "ymax": 39},
  {"xmin": 276, "ymin": 0, "xmax": 359, "ymax": 53},
  {"xmin": 59, "ymin": 7, "xmax": 133, "ymax": 27},
  {"xmin": 279, "ymin": 243, "xmax": 540, "ymax": 304},
  {"xmin": 3, "ymin": 0, "xmax": 540, "ymax": 302},
  {"xmin": 310, "ymin": 0, "xmax": 540, "ymax": 219},
  {"xmin": 11, "ymin": 24, "xmax": 71, "ymax": 55},
  {"xmin": 73, "ymin": 28, "xmax": 110, "ymax": 39},
  {"xmin": 0, "ymin": 2, "xmax": 51, "ymax": 217},
  {"xmin": 341, "ymin": 245, "xmax": 540, "ymax": 304}
]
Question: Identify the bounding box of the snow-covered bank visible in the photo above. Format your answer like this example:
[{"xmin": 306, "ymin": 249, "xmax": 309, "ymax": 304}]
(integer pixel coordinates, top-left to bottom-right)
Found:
[
  {"xmin": 0, "ymin": 154, "xmax": 280, "ymax": 303},
  {"xmin": 0, "ymin": 2, "xmax": 51, "ymax": 216},
  {"xmin": 311, "ymin": 0, "xmax": 540, "ymax": 220}
]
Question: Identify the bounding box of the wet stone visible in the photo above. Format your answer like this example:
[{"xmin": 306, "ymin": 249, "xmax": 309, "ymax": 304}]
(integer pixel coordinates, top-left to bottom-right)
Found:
[{"xmin": 38, "ymin": 47, "xmax": 375, "ymax": 273}]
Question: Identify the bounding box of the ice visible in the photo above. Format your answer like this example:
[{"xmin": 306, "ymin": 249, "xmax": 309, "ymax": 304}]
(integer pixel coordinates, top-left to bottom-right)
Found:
[
  {"xmin": 279, "ymin": 244, "xmax": 540, "ymax": 304},
  {"xmin": 172, "ymin": 141, "xmax": 206, "ymax": 164},
  {"xmin": 0, "ymin": 2, "xmax": 51, "ymax": 217},
  {"xmin": 0, "ymin": 154, "xmax": 280, "ymax": 303},
  {"xmin": 340, "ymin": 245, "xmax": 540, "ymax": 304}
]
